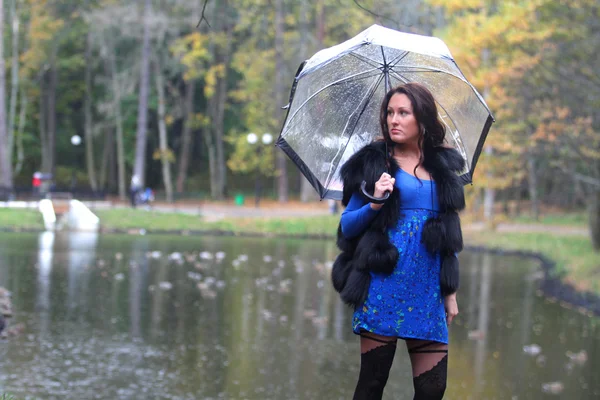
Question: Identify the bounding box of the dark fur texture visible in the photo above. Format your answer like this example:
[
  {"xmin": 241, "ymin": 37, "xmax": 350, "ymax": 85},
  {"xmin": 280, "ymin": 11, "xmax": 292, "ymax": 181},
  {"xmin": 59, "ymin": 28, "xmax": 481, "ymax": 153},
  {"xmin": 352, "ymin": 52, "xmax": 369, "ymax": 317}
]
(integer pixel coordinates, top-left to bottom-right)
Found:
[
  {"xmin": 331, "ymin": 252, "xmax": 354, "ymax": 293},
  {"xmin": 440, "ymin": 254, "xmax": 460, "ymax": 296},
  {"xmin": 421, "ymin": 216, "xmax": 446, "ymax": 253},
  {"xmin": 340, "ymin": 268, "xmax": 371, "ymax": 306},
  {"xmin": 441, "ymin": 212, "xmax": 463, "ymax": 252},
  {"xmin": 354, "ymin": 230, "xmax": 399, "ymax": 274},
  {"xmin": 332, "ymin": 141, "xmax": 466, "ymax": 308}
]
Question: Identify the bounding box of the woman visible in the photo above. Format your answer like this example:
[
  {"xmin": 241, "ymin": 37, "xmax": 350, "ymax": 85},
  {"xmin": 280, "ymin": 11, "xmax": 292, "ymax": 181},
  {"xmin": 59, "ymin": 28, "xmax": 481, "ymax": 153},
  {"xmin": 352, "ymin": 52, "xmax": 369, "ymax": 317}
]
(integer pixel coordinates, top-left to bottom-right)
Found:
[{"xmin": 331, "ymin": 83, "xmax": 465, "ymax": 400}]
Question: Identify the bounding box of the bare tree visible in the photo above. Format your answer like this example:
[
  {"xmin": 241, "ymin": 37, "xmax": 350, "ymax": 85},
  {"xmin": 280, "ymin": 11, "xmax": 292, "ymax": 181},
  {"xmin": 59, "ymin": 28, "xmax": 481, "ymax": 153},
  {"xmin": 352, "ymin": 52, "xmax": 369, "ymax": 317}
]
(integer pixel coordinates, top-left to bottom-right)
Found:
[
  {"xmin": 44, "ymin": 48, "xmax": 58, "ymax": 176},
  {"xmin": 154, "ymin": 57, "xmax": 174, "ymax": 202},
  {"xmin": 298, "ymin": 0, "xmax": 317, "ymax": 202},
  {"xmin": 7, "ymin": 0, "xmax": 19, "ymax": 173},
  {"xmin": 0, "ymin": 0, "xmax": 13, "ymax": 189},
  {"xmin": 84, "ymin": 31, "xmax": 98, "ymax": 191},
  {"xmin": 133, "ymin": 0, "xmax": 153, "ymax": 187},
  {"xmin": 106, "ymin": 33, "xmax": 127, "ymax": 199},
  {"xmin": 207, "ymin": 0, "xmax": 231, "ymax": 199},
  {"xmin": 275, "ymin": 0, "xmax": 287, "ymax": 202},
  {"xmin": 14, "ymin": 89, "xmax": 27, "ymax": 175},
  {"xmin": 176, "ymin": 80, "xmax": 195, "ymax": 193}
]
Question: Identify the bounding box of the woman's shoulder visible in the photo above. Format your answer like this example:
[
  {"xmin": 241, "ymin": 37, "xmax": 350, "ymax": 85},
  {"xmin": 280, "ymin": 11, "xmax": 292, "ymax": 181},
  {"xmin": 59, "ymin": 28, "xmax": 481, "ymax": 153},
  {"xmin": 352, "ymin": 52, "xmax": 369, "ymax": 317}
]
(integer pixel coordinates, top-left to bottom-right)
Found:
[
  {"xmin": 429, "ymin": 145, "xmax": 465, "ymax": 172},
  {"xmin": 341, "ymin": 141, "xmax": 387, "ymax": 172}
]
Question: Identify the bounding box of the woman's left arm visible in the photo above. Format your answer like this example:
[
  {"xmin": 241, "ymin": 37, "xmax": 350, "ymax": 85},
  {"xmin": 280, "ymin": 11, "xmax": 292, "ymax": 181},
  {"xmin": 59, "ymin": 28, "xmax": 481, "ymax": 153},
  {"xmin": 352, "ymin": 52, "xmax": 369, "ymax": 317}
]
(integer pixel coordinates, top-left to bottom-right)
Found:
[{"xmin": 444, "ymin": 293, "xmax": 459, "ymax": 326}]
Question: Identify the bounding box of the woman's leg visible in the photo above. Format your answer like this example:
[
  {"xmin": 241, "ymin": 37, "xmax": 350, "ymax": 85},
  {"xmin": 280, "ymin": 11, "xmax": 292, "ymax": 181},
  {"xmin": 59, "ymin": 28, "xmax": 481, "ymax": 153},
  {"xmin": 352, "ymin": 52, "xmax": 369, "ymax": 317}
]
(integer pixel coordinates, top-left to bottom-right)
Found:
[
  {"xmin": 406, "ymin": 339, "xmax": 449, "ymax": 400},
  {"xmin": 353, "ymin": 331, "xmax": 398, "ymax": 400}
]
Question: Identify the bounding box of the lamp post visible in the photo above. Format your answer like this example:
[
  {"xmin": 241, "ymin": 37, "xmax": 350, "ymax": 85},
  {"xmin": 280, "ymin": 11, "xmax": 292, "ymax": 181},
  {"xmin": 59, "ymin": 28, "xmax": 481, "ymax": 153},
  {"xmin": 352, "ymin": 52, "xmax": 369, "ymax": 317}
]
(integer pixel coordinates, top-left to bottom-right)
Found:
[
  {"xmin": 70, "ymin": 135, "xmax": 81, "ymax": 192},
  {"xmin": 247, "ymin": 132, "xmax": 273, "ymax": 207}
]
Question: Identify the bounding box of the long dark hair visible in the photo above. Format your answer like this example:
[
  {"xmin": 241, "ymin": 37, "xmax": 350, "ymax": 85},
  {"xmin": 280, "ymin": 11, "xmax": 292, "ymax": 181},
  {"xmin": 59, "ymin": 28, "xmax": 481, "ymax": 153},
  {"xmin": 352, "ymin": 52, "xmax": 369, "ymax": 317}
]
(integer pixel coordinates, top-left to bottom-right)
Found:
[{"xmin": 379, "ymin": 83, "xmax": 446, "ymax": 175}]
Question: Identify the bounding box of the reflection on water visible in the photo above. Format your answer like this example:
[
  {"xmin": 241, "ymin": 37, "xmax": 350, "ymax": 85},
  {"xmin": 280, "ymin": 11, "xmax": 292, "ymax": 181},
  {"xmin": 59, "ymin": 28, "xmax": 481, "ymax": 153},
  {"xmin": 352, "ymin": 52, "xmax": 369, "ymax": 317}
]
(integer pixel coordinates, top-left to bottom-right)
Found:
[{"xmin": 0, "ymin": 232, "xmax": 598, "ymax": 399}]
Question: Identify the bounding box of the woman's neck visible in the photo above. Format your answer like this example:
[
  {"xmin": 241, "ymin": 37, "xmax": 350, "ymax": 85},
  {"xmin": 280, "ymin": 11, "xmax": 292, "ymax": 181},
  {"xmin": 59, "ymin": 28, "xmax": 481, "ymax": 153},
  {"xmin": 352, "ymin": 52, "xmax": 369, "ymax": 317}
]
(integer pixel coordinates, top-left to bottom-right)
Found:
[{"xmin": 393, "ymin": 144, "xmax": 421, "ymax": 160}]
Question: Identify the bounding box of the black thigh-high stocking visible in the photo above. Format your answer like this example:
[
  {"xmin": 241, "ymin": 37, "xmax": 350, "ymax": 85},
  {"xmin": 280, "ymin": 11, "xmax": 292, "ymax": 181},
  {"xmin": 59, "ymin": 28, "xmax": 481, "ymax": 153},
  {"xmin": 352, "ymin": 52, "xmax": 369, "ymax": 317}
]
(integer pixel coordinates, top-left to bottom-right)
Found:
[
  {"xmin": 406, "ymin": 340, "xmax": 448, "ymax": 400},
  {"xmin": 352, "ymin": 332, "xmax": 398, "ymax": 400}
]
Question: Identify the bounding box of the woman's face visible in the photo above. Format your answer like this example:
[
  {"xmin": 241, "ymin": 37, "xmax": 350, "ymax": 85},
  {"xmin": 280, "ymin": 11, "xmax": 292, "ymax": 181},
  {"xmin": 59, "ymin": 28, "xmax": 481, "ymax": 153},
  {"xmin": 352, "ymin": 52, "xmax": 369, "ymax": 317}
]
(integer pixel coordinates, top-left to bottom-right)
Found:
[{"xmin": 386, "ymin": 93, "xmax": 420, "ymax": 146}]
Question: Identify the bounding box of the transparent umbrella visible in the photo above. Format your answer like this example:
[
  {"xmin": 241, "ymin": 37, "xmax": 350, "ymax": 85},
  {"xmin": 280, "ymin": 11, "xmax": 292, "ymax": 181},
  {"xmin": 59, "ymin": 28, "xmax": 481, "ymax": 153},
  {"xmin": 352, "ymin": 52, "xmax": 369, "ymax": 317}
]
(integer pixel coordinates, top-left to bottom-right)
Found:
[{"xmin": 276, "ymin": 24, "xmax": 494, "ymax": 200}]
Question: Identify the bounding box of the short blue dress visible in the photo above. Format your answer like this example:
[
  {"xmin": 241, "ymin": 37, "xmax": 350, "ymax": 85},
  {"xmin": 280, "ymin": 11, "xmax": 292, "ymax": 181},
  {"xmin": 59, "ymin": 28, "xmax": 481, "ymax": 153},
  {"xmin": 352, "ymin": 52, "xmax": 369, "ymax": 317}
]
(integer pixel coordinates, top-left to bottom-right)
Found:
[{"xmin": 340, "ymin": 168, "xmax": 448, "ymax": 344}]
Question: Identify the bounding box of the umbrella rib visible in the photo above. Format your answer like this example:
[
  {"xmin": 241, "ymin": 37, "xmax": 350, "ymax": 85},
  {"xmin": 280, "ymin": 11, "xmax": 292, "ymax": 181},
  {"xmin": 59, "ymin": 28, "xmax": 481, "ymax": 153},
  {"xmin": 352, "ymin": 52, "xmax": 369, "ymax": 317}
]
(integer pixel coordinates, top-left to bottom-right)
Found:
[
  {"xmin": 323, "ymin": 74, "xmax": 385, "ymax": 189},
  {"xmin": 388, "ymin": 51, "xmax": 409, "ymax": 67},
  {"xmin": 389, "ymin": 70, "xmax": 471, "ymax": 171},
  {"xmin": 349, "ymin": 52, "xmax": 383, "ymax": 69},
  {"xmin": 393, "ymin": 64, "xmax": 493, "ymax": 117},
  {"xmin": 391, "ymin": 64, "xmax": 469, "ymax": 84},
  {"xmin": 284, "ymin": 67, "xmax": 382, "ymax": 127}
]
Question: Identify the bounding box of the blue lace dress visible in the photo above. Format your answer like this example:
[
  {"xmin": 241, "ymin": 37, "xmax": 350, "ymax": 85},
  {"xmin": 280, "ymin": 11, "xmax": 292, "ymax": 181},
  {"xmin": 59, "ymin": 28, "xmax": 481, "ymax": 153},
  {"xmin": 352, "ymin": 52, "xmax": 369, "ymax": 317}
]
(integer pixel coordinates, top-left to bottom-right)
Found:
[{"xmin": 340, "ymin": 169, "xmax": 448, "ymax": 344}]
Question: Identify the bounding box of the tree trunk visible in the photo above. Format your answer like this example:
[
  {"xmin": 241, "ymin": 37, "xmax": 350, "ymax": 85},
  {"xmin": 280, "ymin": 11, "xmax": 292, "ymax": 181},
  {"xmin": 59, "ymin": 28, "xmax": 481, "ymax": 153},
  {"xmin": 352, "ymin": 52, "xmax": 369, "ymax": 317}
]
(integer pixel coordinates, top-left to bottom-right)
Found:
[
  {"xmin": 299, "ymin": 0, "xmax": 317, "ymax": 202},
  {"xmin": 316, "ymin": 0, "xmax": 325, "ymax": 46},
  {"xmin": 176, "ymin": 80, "xmax": 195, "ymax": 193},
  {"xmin": 14, "ymin": 90, "xmax": 26, "ymax": 175},
  {"xmin": 275, "ymin": 0, "xmax": 288, "ymax": 202},
  {"xmin": 99, "ymin": 127, "xmax": 112, "ymax": 190},
  {"xmin": 105, "ymin": 34, "xmax": 126, "ymax": 200},
  {"xmin": 47, "ymin": 50, "xmax": 57, "ymax": 176},
  {"xmin": 481, "ymin": 48, "xmax": 493, "ymax": 224},
  {"xmin": 154, "ymin": 58, "xmax": 174, "ymax": 203},
  {"xmin": 84, "ymin": 31, "xmax": 98, "ymax": 191},
  {"xmin": 206, "ymin": 137, "xmax": 217, "ymax": 198},
  {"xmin": 108, "ymin": 130, "xmax": 117, "ymax": 193},
  {"xmin": 526, "ymin": 156, "xmax": 539, "ymax": 220},
  {"xmin": 39, "ymin": 73, "xmax": 49, "ymax": 173},
  {"xmin": 205, "ymin": 0, "xmax": 231, "ymax": 200},
  {"xmin": 133, "ymin": 0, "xmax": 152, "ymax": 187},
  {"xmin": 590, "ymin": 191, "xmax": 600, "ymax": 252},
  {"xmin": 213, "ymin": 0, "xmax": 232, "ymax": 200},
  {"xmin": 7, "ymin": 0, "xmax": 19, "ymax": 170},
  {"xmin": 206, "ymin": 78, "xmax": 218, "ymax": 198},
  {"xmin": 0, "ymin": 0, "xmax": 12, "ymax": 188},
  {"xmin": 483, "ymin": 145, "xmax": 495, "ymax": 223}
]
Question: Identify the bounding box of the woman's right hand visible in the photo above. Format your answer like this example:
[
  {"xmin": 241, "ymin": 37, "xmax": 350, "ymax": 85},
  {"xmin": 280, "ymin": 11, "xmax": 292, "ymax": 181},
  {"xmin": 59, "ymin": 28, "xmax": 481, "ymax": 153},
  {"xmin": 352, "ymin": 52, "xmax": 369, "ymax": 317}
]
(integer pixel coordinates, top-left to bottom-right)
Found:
[{"xmin": 370, "ymin": 172, "xmax": 395, "ymax": 210}]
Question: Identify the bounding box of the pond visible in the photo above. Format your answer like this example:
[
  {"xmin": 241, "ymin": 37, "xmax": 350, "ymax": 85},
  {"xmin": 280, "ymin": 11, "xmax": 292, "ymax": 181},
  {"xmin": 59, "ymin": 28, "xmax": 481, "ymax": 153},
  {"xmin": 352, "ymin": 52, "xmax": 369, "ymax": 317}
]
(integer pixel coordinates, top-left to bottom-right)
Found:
[{"xmin": 0, "ymin": 232, "xmax": 598, "ymax": 400}]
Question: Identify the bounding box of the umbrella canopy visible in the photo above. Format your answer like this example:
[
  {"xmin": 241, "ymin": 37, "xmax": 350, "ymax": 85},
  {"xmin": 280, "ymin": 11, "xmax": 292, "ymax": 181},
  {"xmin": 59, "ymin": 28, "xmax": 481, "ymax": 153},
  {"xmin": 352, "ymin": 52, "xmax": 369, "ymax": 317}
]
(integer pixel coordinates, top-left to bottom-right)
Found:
[{"xmin": 276, "ymin": 24, "xmax": 494, "ymax": 201}]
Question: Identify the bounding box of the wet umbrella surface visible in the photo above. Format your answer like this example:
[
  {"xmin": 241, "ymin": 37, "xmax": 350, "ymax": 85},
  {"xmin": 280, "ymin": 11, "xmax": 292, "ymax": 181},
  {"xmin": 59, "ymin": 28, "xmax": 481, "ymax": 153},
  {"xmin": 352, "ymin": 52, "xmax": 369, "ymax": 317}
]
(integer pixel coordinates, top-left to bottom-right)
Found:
[{"xmin": 277, "ymin": 24, "xmax": 494, "ymax": 200}]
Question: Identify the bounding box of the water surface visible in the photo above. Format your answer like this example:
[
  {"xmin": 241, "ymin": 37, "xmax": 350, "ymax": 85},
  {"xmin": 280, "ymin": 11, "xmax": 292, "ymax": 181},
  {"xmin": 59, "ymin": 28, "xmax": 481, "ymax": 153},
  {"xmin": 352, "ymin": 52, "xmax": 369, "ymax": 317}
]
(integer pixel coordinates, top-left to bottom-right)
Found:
[{"xmin": 0, "ymin": 232, "xmax": 598, "ymax": 399}]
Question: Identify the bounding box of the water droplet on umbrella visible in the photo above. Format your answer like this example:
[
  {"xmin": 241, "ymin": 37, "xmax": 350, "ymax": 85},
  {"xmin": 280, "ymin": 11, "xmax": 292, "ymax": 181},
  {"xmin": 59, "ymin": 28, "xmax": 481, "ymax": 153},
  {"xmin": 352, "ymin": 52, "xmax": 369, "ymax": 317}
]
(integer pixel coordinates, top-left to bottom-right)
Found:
[
  {"xmin": 187, "ymin": 272, "xmax": 202, "ymax": 281},
  {"xmin": 541, "ymin": 381, "xmax": 564, "ymax": 394},
  {"xmin": 150, "ymin": 251, "xmax": 162, "ymax": 259},
  {"xmin": 523, "ymin": 344, "xmax": 542, "ymax": 356},
  {"xmin": 566, "ymin": 350, "xmax": 587, "ymax": 365}
]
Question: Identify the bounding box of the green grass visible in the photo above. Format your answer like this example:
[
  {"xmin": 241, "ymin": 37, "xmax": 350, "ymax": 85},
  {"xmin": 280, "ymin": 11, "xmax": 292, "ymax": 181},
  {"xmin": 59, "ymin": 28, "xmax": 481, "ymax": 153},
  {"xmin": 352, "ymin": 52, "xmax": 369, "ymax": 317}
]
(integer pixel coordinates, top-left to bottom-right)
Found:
[
  {"xmin": 512, "ymin": 212, "xmax": 588, "ymax": 227},
  {"xmin": 465, "ymin": 231, "xmax": 600, "ymax": 294},
  {"xmin": 0, "ymin": 208, "xmax": 44, "ymax": 230},
  {"xmin": 1, "ymin": 394, "xmax": 23, "ymax": 400},
  {"xmin": 95, "ymin": 209, "xmax": 339, "ymax": 236}
]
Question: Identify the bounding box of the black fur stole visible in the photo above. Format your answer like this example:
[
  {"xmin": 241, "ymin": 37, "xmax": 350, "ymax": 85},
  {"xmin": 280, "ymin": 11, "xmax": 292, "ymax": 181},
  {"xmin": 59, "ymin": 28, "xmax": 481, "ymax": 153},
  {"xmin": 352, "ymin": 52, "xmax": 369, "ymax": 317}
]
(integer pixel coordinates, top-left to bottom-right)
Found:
[{"xmin": 332, "ymin": 141, "xmax": 465, "ymax": 308}]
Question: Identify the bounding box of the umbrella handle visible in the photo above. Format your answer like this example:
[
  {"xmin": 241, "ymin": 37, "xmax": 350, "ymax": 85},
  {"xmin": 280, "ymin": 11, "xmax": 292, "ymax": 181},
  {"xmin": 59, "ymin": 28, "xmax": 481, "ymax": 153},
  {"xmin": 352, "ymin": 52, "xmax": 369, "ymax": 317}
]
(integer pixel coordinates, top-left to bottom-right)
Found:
[{"xmin": 360, "ymin": 181, "xmax": 390, "ymax": 204}]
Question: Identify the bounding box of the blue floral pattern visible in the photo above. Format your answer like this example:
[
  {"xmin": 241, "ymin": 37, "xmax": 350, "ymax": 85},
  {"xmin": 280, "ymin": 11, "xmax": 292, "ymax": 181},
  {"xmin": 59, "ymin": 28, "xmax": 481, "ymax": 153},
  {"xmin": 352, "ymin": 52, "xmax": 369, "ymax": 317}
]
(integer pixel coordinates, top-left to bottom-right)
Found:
[{"xmin": 352, "ymin": 208, "xmax": 448, "ymax": 343}]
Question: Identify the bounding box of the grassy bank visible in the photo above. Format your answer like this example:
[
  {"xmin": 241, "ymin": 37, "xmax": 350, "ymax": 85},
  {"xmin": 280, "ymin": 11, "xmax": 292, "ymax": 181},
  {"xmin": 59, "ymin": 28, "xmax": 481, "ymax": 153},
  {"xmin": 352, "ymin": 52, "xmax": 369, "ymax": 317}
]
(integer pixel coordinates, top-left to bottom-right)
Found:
[
  {"xmin": 1, "ymin": 208, "xmax": 597, "ymax": 295},
  {"xmin": 0, "ymin": 208, "xmax": 339, "ymax": 237},
  {"xmin": 464, "ymin": 231, "xmax": 599, "ymax": 293},
  {"xmin": 93, "ymin": 209, "xmax": 340, "ymax": 236},
  {"xmin": 0, "ymin": 208, "xmax": 44, "ymax": 230}
]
